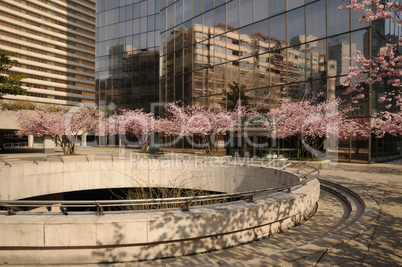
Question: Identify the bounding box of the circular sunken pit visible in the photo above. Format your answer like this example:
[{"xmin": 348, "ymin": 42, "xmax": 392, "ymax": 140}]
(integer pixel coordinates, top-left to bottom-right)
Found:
[{"xmin": 0, "ymin": 154, "xmax": 320, "ymax": 265}]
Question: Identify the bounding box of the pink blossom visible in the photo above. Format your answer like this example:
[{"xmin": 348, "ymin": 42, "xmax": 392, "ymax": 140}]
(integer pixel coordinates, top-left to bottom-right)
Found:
[
  {"xmin": 339, "ymin": 0, "xmax": 401, "ymax": 128},
  {"xmin": 16, "ymin": 106, "xmax": 99, "ymax": 154},
  {"xmin": 156, "ymin": 103, "xmax": 251, "ymax": 154}
]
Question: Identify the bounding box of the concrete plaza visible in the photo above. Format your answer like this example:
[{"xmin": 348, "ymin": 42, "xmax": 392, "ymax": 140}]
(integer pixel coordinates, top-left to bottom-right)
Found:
[{"xmin": 0, "ymin": 146, "xmax": 401, "ymax": 266}]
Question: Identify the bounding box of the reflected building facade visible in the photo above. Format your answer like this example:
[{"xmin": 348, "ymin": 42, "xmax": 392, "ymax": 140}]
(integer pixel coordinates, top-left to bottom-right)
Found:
[
  {"xmin": 158, "ymin": 0, "xmax": 369, "ymax": 111},
  {"xmin": 96, "ymin": 0, "xmax": 401, "ymax": 162},
  {"xmin": 96, "ymin": 0, "xmax": 160, "ymax": 111}
]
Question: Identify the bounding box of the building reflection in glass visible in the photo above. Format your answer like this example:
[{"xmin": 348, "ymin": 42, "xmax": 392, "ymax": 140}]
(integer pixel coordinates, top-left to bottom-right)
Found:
[
  {"xmin": 96, "ymin": 0, "xmax": 400, "ymax": 163},
  {"xmin": 161, "ymin": 22, "xmax": 332, "ymax": 112}
]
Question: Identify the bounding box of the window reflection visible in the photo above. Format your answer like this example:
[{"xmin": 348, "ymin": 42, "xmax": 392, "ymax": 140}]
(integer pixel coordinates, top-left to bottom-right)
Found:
[
  {"xmin": 328, "ymin": 33, "xmax": 351, "ymax": 97},
  {"xmin": 288, "ymin": 7, "xmax": 305, "ymax": 43},
  {"xmin": 352, "ymin": 29, "xmax": 370, "ymax": 59},
  {"xmin": 270, "ymin": 0, "xmax": 286, "ymax": 16},
  {"xmin": 183, "ymin": 0, "xmax": 192, "ymax": 22},
  {"xmin": 227, "ymin": 0, "xmax": 239, "ymax": 29},
  {"xmin": 214, "ymin": 5, "xmax": 226, "ymax": 35},
  {"xmin": 167, "ymin": 5, "xmax": 174, "ymax": 30},
  {"xmin": 96, "ymin": 2, "xmax": 160, "ymax": 111},
  {"xmin": 270, "ymin": 14, "xmax": 286, "ymax": 43},
  {"xmin": 159, "ymin": 9, "xmax": 330, "ymax": 108},
  {"xmin": 306, "ymin": 0, "xmax": 326, "ymax": 40},
  {"xmin": 328, "ymin": 0, "xmax": 350, "ymax": 36},
  {"xmin": 175, "ymin": 0, "xmax": 183, "ymax": 25},
  {"xmin": 97, "ymin": 0, "xmax": 375, "ymax": 112},
  {"xmin": 193, "ymin": 0, "xmax": 203, "ymax": 17},
  {"xmin": 254, "ymin": 0, "xmax": 269, "ymax": 23},
  {"xmin": 239, "ymin": 0, "xmax": 253, "ymax": 27},
  {"xmin": 287, "ymin": 0, "xmax": 305, "ymax": 11}
]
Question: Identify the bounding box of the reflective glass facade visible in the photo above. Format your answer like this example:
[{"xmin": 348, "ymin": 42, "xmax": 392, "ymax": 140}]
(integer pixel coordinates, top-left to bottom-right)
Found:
[
  {"xmin": 96, "ymin": 0, "xmax": 402, "ymax": 162},
  {"xmin": 96, "ymin": 0, "xmax": 160, "ymax": 110},
  {"xmin": 158, "ymin": 0, "xmax": 371, "ymax": 111}
]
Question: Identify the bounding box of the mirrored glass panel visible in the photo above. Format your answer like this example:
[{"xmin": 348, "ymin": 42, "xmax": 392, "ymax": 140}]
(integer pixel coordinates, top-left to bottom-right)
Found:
[
  {"xmin": 328, "ymin": 0, "xmax": 350, "ymax": 36},
  {"xmin": 227, "ymin": 0, "xmax": 239, "ymax": 29},
  {"xmin": 193, "ymin": 0, "xmax": 203, "ymax": 17},
  {"xmin": 239, "ymin": 0, "xmax": 253, "ymax": 27},
  {"xmin": 183, "ymin": 0, "xmax": 193, "ymax": 22},
  {"xmin": 214, "ymin": 5, "xmax": 226, "ymax": 35},
  {"xmin": 287, "ymin": 0, "xmax": 305, "ymax": 11},
  {"xmin": 270, "ymin": 0, "xmax": 286, "ymax": 16},
  {"xmin": 167, "ymin": 4, "xmax": 174, "ymax": 30},
  {"xmin": 174, "ymin": 0, "xmax": 183, "ymax": 25},
  {"xmin": 351, "ymin": 29, "xmax": 370, "ymax": 59},
  {"xmin": 288, "ymin": 7, "xmax": 305, "ymax": 44},
  {"xmin": 328, "ymin": 33, "xmax": 350, "ymax": 76},
  {"xmin": 254, "ymin": 0, "xmax": 269, "ymax": 22},
  {"xmin": 306, "ymin": 0, "xmax": 326, "ymax": 40},
  {"xmin": 270, "ymin": 14, "xmax": 286, "ymax": 43}
]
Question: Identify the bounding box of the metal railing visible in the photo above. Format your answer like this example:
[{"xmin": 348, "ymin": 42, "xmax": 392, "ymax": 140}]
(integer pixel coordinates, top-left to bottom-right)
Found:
[
  {"xmin": 0, "ymin": 165, "xmax": 319, "ymax": 216},
  {"xmin": 0, "ymin": 153, "xmax": 287, "ymax": 167}
]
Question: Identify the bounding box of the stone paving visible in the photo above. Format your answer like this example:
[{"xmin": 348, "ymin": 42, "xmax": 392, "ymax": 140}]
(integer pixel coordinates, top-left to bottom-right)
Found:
[
  {"xmin": 0, "ymin": 147, "xmax": 401, "ymax": 266},
  {"xmin": 293, "ymin": 162, "xmax": 402, "ymax": 267}
]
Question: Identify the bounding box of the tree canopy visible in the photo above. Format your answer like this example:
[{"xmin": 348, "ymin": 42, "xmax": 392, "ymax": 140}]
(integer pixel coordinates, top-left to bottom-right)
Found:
[
  {"xmin": 0, "ymin": 51, "xmax": 26, "ymax": 96},
  {"xmin": 16, "ymin": 106, "xmax": 99, "ymax": 155},
  {"xmin": 339, "ymin": 0, "xmax": 402, "ymax": 137}
]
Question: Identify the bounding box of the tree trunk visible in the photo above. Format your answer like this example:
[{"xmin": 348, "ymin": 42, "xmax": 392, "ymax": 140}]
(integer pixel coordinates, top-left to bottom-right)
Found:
[{"xmin": 60, "ymin": 135, "xmax": 75, "ymax": 155}]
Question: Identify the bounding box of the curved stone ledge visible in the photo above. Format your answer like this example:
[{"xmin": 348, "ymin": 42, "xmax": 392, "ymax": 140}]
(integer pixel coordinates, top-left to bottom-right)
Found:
[{"xmin": 0, "ymin": 155, "xmax": 320, "ymax": 264}]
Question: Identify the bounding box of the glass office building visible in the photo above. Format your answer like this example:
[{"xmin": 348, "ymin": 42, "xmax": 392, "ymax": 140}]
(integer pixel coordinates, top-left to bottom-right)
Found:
[{"xmin": 96, "ymin": 0, "xmax": 401, "ymax": 162}]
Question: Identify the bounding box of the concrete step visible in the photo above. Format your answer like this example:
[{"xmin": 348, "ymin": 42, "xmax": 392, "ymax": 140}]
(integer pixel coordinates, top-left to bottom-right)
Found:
[
  {"xmin": 153, "ymin": 184, "xmax": 356, "ymax": 266},
  {"xmin": 139, "ymin": 180, "xmax": 373, "ymax": 266}
]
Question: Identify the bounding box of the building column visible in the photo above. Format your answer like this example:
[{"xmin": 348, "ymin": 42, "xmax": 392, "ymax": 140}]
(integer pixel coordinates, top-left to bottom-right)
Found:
[
  {"xmin": 98, "ymin": 135, "xmax": 106, "ymax": 146},
  {"xmin": 43, "ymin": 135, "xmax": 55, "ymax": 154},
  {"xmin": 81, "ymin": 133, "xmax": 87, "ymax": 147},
  {"xmin": 28, "ymin": 135, "xmax": 34, "ymax": 148}
]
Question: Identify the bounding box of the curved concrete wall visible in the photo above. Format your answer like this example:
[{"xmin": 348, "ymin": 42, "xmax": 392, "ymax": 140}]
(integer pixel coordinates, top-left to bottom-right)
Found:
[
  {"xmin": 0, "ymin": 155, "xmax": 320, "ymax": 264},
  {"xmin": 0, "ymin": 155, "xmax": 300, "ymax": 200}
]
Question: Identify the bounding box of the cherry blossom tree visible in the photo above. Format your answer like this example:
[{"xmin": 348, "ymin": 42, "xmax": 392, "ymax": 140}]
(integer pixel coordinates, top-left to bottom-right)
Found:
[
  {"xmin": 16, "ymin": 105, "xmax": 98, "ymax": 154},
  {"xmin": 266, "ymin": 97, "xmax": 351, "ymax": 158},
  {"xmin": 339, "ymin": 0, "xmax": 402, "ymax": 137},
  {"xmin": 156, "ymin": 103, "xmax": 250, "ymax": 154},
  {"xmin": 108, "ymin": 109, "xmax": 154, "ymax": 151}
]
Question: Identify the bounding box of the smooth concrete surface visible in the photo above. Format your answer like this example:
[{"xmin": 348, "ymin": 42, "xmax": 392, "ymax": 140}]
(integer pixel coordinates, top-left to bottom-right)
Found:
[
  {"xmin": 1, "ymin": 154, "xmax": 302, "ymax": 200},
  {"xmin": 0, "ymin": 151, "xmax": 319, "ymax": 264},
  {"xmin": 0, "ymin": 110, "xmax": 19, "ymax": 130}
]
